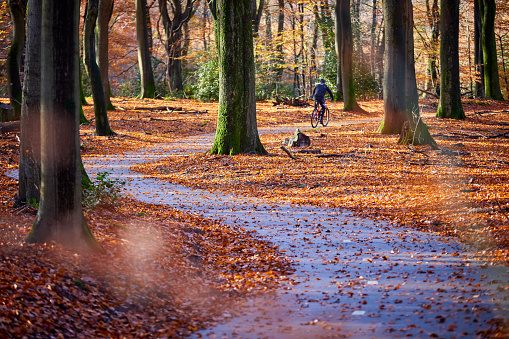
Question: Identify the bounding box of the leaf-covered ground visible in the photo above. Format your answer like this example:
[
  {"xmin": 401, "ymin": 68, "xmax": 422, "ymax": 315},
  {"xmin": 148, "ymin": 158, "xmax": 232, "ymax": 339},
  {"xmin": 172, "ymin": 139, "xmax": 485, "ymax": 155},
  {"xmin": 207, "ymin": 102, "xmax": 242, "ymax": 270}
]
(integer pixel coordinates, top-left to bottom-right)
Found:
[
  {"xmin": 0, "ymin": 98, "xmax": 293, "ymax": 337},
  {"xmin": 1, "ymin": 97, "xmax": 508, "ymax": 336},
  {"xmin": 122, "ymin": 98, "xmax": 509, "ymax": 265}
]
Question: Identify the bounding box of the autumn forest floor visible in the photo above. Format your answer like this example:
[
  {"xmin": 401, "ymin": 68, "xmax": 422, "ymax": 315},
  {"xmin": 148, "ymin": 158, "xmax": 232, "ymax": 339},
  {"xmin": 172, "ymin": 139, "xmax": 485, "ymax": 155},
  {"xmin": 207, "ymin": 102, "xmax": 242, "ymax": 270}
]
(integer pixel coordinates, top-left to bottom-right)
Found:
[{"xmin": 1, "ymin": 97, "xmax": 508, "ymax": 337}]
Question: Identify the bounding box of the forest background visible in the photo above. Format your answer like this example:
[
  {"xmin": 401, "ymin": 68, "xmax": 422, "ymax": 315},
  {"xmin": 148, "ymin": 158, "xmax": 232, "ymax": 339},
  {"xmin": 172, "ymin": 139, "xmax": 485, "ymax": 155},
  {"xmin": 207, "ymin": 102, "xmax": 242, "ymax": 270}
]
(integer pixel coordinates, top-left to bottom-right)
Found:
[{"xmin": 2, "ymin": 0, "xmax": 509, "ymax": 102}]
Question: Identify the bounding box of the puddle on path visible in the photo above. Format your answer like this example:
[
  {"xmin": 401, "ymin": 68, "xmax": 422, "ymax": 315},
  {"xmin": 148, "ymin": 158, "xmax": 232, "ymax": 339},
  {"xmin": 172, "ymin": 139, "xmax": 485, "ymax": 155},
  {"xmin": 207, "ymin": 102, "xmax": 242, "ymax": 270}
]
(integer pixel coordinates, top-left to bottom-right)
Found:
[{"xmin": 82, "ymin": 128, "xmax": 509, "ymax": 338}]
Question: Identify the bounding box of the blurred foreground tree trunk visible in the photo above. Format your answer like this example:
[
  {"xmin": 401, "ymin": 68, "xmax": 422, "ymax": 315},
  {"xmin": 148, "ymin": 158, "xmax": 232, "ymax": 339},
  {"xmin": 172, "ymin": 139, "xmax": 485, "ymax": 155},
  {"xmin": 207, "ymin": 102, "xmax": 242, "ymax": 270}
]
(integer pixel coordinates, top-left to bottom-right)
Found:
[
  {"xmin": 27, "ymin": 0, "xmax": 101, "ymax": 252},
  {"xmin": 208, "ymin": 0, "xmax": 266, "ymax": 155}
]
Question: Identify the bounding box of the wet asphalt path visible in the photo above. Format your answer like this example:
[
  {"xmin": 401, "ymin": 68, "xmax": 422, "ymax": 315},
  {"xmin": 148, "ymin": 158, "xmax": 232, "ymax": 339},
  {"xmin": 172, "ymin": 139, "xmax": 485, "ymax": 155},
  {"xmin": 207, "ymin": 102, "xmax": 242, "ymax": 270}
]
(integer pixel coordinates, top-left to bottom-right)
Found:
[{"xmin": 83, "ymin": 125, "xmax": 509, "ymax": 338}]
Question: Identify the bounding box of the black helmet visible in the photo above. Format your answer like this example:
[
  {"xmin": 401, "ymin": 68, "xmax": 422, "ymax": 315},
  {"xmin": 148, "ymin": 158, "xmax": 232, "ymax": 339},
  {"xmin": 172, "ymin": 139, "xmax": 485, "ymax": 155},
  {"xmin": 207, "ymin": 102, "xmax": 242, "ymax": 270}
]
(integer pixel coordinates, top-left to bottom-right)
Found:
[{"xmin": 320, "ymin": 79, "xmax": 326, "ymax": 84}]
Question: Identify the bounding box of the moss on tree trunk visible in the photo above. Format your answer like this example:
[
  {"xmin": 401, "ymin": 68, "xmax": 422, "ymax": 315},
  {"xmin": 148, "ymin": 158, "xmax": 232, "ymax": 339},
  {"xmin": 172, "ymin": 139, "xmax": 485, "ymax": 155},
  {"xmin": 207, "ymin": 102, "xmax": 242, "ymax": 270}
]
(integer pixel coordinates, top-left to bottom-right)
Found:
[{"xmin": 209, "ymin": 0, "xmax": 267, "ymax": 156}]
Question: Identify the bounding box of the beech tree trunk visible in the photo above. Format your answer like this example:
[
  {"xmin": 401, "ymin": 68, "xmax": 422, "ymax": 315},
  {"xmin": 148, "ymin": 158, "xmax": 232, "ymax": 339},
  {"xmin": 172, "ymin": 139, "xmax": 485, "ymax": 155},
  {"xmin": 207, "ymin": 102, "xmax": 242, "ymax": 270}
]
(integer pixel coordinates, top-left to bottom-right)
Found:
[
  {"xmin": 380, "ymin": 0, "xmax": 407, "ymax": 134},
  {"xmin": 97, "ymin": 0, "xmax": 115, "ymax": 110},
  {"xmin": 136, "ymin": 0, "xmax": 156, "ymax": 98},
  {"xmin": 479, "ymin": 0, "xmax": 504, "ymax": 100},
  {"xmin": 436, "ymin": 0, "xmax": 465, "ymax": 119},
  {"xmin": 425, "ymin": 0, "xmax": 440, "ymax": 96},
  {"xmin": 474, "ymin": 0, "xmax": 484, "ymax": 98},
  {"xmin": 334, "ymin": 1, "xmax": 343, "ymax": 99},
  {"xmin": 209, "ymin": 0, "xmax": 266, "ymax": 155},
  {"xmin": 6, "ymin": 0, "xmax": 26, "ymax": 121},
  {"xmin": 338, "ymin": 0, "xmax": 364, "ymax": 112},
  {"xmin": 251, "ymin": 0, "xmax": 264, "ymax": 37},
  {"xmin": 275, "ymin": 0, "xmax": 285, "ymax": 81},
  {"xmin": 381, "ymin": 0, "xmax": 437, "ymax": 148},
  {"xmin": 404, "ymin": 0, "xmax": 419, "ymax": 115},
  {"xmin": 18, "ymin": 0, "xmax": 42, "ymax": 205},
  {"xmin": 167, "ymin": 29, "xmax": 184, "ymax": 92},
  {"xmin": 83, "ymin": 0, "xmax": 114, "ymax": 136},
  {"xmin": 27, "ymin": 0, "xmax": 101, "ymax": 252},
  {"xmin": 370, "ymin": 0, "xmax": 377, "ymax": 77},
  {"xmin": 158, "ymin": 0, "xmax": 194, "ymax": 93}
]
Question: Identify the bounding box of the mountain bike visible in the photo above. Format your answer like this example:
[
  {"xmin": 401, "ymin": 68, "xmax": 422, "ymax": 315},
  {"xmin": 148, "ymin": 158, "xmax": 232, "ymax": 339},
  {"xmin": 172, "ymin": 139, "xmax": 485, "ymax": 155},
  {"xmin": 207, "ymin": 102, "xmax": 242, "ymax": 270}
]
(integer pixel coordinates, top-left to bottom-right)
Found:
[{"xmin": 311, "ymin": 104, "xmax": 330, "ymax": 128}]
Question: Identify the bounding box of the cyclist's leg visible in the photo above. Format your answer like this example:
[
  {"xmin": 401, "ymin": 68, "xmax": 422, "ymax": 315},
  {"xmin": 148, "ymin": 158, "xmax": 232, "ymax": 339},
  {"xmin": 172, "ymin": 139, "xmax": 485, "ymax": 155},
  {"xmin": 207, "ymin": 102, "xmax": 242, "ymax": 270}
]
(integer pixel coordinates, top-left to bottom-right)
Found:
[
  {"xmin": 319, "ymin": 99, "xmax": 326, "ymax": 121},
  {"xmin": 319, "ymin": 99, "xmax": 326, "ymax": 113}
]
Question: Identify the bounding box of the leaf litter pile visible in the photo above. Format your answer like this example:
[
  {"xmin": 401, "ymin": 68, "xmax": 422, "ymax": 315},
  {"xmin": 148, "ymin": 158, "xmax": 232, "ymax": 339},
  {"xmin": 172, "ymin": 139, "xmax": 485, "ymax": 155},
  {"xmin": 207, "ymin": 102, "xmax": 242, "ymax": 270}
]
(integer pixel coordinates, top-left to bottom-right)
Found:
[{"xmin": 0, "ymin": 97, "xmax": 508, "ymax": 336}]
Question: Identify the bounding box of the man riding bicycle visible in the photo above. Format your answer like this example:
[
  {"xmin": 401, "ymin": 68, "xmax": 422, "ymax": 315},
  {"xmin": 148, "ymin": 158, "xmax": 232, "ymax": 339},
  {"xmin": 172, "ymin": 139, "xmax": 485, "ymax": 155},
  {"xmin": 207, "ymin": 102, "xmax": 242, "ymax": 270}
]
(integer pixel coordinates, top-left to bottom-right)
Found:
[{"xmin": 312, "ymin": 79, "xmax": 334, "ymax": 123}]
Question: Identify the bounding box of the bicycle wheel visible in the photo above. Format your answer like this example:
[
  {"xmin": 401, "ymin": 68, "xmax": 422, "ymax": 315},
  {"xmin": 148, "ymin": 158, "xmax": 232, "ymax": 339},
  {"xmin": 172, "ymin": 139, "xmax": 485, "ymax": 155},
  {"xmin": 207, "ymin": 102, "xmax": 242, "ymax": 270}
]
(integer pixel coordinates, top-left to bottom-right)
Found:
[
  {"xmin": 311, "ymin": 107, "xmax": 320, "ymax": 128},
  {"xmin": 321, "ymin": 107, "xmax": 330, "ymax": 127}
]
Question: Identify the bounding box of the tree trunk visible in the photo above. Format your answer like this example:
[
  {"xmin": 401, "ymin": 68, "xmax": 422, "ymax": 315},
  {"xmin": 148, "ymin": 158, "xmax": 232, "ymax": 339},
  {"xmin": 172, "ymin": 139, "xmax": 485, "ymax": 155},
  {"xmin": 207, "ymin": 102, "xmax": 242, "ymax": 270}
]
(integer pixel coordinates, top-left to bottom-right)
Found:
[
  {"xmin": 83, "ymin": 0, "xmax": 114, "ymax": 136},
  {"xmin": 251, "ymin": 0, "xmax": 265, "ymax": 37},
  {"xmin": 27, "ymin": 0, "xmax": 101, "ymax": 252},
  {"xmin": 436, "ymin": 0, "xmax": 465, "ymax": 119},
  {"xmin": 381, "ymin": 0, "xmax": 436, "ymax": 147},
  {"xmin": 380, "ymin": 0, "xmax": 407, "ymax": 133},
  {"xmin": 480, "ymin": 0, "xmax": 504, "ymax": 100},
  {"xmin": 79, "ymin": 64, "xmax": 89, "ymax": 106},
  {"xmin": 334, "ymin": 1, "xmax": 343, "ymax": 100},
  {"xmin": 377, "ymin": 20, "xmax": 385, "ymax": 98},
  {"xmin": 209, "ymin": 0, "xmax": 266, "ymax": 155},
  {"xmin": 370, "ymin": 0, "xmax": 377, "ymax": 77},
  {"xmin": 97, "ymin": 0, "xmax": 115, "ymax": 110},
  {"xmin": 275, "ymin": 0, "xmax": 285, "ymax": 81},
  {"xmin": 499, "ymin": 34, "xmax": 509, "ymax": 95},
  {"xmin": 352, "ymin": 0, "xmax": 364, "ymax": 63},
  {"xmin": 310, "ymin": 6, "xmax": 319, "ymax": 88},
  {"xmin": 404, "ymin": 0, "xmax": 419, "ymax": 115},
  {"xmin": 474, "ymin": 0, "xmax": 484, "ymax": 98},
  {"xmin": 298, "ymin": 2, "xmax": 307, "ymax": 97},
  {"xmin": 6, "ymin": 0, "xmax": 26, "ymax": 121},
  {"xmin": 158, "ymin": 0, "xmax": 194, "ymax": 93},
  {"xmin": 18, "ymin": 0, "xmax": 41, "ymax": 205},
  {"xmin": 425, "ymin": 0, "xmax": 440, "ymax": 96},
  {"xmin": 167, "ymin": 30, "xmax": 184, "ymax": 92},
  {"xmin": 265, "ymin": 1, "xmax": 272, "ymax": 42},
  {"xmin": 338, "ymin": 0, "xmax": 364, "ymax": 112},
  {"xmin": 136, "ymin": 0, "xmax": 156, "ymax": 98}
]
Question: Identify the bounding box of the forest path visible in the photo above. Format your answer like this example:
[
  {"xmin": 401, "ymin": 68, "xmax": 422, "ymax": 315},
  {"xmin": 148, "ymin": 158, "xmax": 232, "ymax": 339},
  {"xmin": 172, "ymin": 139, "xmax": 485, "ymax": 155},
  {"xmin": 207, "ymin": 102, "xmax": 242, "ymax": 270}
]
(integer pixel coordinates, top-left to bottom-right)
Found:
[{"xmin": 83, "ymin": 122, "xmax": 509, "ymax": 339}]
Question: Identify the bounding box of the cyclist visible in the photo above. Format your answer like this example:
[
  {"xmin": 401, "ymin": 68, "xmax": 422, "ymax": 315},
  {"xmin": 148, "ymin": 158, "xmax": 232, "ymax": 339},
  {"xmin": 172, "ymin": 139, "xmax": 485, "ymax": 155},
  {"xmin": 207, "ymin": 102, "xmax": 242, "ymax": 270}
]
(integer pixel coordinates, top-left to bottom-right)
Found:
[{"xmin": 312, "ymin": 79, "xmax": 334, "ymax": 123}]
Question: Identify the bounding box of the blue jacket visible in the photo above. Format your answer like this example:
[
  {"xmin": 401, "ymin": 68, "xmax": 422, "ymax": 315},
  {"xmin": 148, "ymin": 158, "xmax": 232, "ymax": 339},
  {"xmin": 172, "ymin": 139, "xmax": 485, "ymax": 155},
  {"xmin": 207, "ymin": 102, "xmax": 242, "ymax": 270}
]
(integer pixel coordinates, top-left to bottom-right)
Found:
[{"xmin": 313, "ymin": 83, "xmax": 334, "ymax": 101}]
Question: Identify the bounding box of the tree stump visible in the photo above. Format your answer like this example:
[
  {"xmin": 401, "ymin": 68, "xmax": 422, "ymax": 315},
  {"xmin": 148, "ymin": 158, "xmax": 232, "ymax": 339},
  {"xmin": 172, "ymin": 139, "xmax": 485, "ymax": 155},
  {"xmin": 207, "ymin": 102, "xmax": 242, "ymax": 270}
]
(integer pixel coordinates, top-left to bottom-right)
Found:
[{"xmin": 282, "ymin": 129, "xmax": 311, "ymax": 147}]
